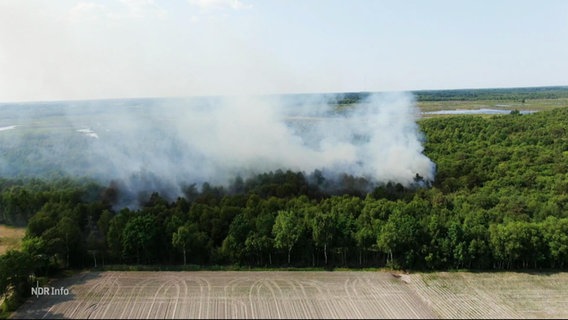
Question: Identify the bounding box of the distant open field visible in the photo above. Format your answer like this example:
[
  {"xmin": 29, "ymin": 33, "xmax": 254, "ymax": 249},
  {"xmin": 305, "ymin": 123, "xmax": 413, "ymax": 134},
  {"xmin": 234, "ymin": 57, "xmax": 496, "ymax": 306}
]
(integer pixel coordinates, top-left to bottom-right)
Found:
[
  {"xmin": 12, "ymin": 271, "xmax": 568, "ymax": 319},
  {"xmin": 0, "ymin": 224, "xmax": 25, "ymax": 255},
  {"xmin": 417, "ymin": 97, "xmax": 568, "ymax": 117},
  {"xmin": 418, "ymin": 97, "xmax": 568, "ymax": 111}
]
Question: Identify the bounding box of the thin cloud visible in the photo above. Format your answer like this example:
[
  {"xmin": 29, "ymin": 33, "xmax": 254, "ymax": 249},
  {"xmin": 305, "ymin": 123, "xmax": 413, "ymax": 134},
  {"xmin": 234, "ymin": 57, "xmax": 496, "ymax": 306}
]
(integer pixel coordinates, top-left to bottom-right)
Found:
[
  {"xmin": 68, "ymin": 0, "xmax": 166, "ymax": 23},
  {"xmin": 68, "ymin": 2, "xmax": 107, "ymax": 23},
  {"xmin": 118, "ymin": 0, "xmax": 167, "ymax": 19},
  {"xmin": 188, "ymin": 0, "xmax": 251, "ymax": 11}
]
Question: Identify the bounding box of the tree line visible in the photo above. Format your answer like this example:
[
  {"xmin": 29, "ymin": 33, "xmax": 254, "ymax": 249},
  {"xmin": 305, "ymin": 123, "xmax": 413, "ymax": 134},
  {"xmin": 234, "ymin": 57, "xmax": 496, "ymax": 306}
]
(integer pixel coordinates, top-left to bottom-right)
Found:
[{"xmin": 414, "ymin": 86, "xmax": 568, "ymax": 101}]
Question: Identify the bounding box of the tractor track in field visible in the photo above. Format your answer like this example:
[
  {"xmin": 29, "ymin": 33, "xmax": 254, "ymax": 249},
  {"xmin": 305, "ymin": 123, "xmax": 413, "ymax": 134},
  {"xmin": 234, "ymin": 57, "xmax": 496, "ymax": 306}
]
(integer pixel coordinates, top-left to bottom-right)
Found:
[{"xmin": 12, "ymin": 271, "xmax": 568, "ymax": 319}]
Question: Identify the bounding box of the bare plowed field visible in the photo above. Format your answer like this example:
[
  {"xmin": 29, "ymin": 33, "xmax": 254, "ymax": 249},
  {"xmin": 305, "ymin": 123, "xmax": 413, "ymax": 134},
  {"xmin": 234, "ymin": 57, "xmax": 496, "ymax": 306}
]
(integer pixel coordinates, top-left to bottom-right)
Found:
[
  {"xmin": 12, "ymin": 271, "xmax": 568, "ymax": 319},
  {"xmin": 409, "ymin": 272, "xmax": 568, "ymax": 319},
  {"xmin": 13, "ymin": 271, "xmax": 435, "ymax": 319}
]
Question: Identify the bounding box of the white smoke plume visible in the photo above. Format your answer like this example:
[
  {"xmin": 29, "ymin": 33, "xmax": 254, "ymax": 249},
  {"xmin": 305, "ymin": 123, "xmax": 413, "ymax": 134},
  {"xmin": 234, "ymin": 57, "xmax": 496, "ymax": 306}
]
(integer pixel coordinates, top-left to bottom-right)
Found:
[{"xmin": 0, "ymin": 92, "xmax": 435, "ymax": 203}]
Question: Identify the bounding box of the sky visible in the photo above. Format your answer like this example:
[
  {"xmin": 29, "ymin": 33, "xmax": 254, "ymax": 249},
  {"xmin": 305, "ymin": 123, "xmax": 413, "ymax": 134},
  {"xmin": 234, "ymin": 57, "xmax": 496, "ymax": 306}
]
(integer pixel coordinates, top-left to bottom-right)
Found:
[{"xmin": 1, "ymin": 0, "xmax": 567, "ymax": 102}]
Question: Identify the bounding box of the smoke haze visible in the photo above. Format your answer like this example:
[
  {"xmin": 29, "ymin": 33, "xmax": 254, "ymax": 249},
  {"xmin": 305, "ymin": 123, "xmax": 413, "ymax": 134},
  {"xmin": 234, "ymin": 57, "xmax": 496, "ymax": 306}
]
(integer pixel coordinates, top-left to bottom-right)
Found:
[{"xmin": 0, "ymin": 92, "xmax": 435, "ymax": 204}]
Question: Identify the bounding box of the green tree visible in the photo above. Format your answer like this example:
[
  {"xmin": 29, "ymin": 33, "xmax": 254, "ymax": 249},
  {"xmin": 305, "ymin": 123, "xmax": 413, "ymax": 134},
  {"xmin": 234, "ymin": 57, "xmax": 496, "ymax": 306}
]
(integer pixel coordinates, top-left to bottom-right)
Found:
[
  {"xmin": 244, "ymin": 232, "xmax": 273, "ymax": 266},
  {"xmin": 172, "ymin": 223, "xmax": 205, "ymax": 265},
  {"xmin": 0, "ymin": 250, "xmax": 34, "ymax": 310},
  {"xmin": 311, "ymin": 208, "xmax": 334, "ymax": 265},
  {"xmin": 106, "ymin": 209, "xmax": 132, "ymax": 262},
  {"xmin": 21, "ymin": 236, "xmax": 48, "ymax": 270},
  {"xmin": 222, "ymin": 213, "xmax": 252, "ymax": 264},
  {"xmin": 56, "ymin": 216, "xmax": 83, "ymax": 268},
  {"xmin": 121, "ymin": 214, "xmax": 158, "ymax": 264},
  {"xmin": 272, "ymin": 209, "xmax": 304, "ymax": 265},
  {"xmin": 541, "ymin": 217, "xmax": 568, "ymax": 268},
  {"xmin": 377, "ymin": 209, "xmax": 419, "ymax": 269}
]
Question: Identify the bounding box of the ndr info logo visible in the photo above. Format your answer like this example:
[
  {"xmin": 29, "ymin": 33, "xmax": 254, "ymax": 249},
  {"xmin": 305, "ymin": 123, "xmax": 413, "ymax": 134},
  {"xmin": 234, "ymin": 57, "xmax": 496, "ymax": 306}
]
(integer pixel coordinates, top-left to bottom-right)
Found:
[{"xmin": 31, "ymin": 281, "xmax": 70, "ymax": 298}]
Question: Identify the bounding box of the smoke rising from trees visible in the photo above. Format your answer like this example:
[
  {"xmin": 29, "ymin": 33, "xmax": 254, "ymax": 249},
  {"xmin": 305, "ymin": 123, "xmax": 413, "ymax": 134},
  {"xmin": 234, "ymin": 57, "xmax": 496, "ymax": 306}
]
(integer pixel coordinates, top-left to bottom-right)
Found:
[{"xmin": 0, "ymin": 92, "xmax": 435, "ymax": 204}]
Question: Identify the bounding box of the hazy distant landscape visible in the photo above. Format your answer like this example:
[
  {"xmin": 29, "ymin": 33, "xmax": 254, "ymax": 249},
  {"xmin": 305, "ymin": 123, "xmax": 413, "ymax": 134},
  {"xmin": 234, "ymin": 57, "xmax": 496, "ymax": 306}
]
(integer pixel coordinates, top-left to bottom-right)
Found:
[
  {"xmin": 0, "ymin": 92, "xmax": 436, "ymax": 190},
  {"xmin": 1, "ymin": 86, "xmax": 568, "ymax": 318}
]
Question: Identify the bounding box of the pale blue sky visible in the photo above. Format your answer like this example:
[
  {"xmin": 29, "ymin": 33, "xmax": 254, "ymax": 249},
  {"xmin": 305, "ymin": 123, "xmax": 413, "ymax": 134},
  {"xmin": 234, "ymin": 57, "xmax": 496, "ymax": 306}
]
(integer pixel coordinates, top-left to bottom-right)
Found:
[{"xmin": 1, "ymin": 0, "xmax": 567, "ymax": 101}]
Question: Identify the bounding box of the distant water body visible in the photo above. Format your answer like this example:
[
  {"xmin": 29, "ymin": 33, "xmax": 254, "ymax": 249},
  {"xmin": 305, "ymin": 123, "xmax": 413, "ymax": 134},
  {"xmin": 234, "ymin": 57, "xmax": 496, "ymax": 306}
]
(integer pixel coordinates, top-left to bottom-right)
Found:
[{"xmin": 0, "ymin": 125, "xmax": 17, "ymax": 131}]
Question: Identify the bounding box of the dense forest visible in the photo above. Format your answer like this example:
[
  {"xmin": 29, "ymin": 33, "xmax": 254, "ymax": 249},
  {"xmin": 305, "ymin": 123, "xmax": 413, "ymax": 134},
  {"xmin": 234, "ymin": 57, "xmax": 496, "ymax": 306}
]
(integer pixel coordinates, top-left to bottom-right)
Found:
[
  {"xmin": 1, "ymin": 105, "xmax": 568, "ymax": 308},
  {"xmin": 329, "ymin": 86, "xmax": 568, "ymax": 104},
  {"xmin": 413, "ymin": 86, "xmax": 568, "ymax": 101}
]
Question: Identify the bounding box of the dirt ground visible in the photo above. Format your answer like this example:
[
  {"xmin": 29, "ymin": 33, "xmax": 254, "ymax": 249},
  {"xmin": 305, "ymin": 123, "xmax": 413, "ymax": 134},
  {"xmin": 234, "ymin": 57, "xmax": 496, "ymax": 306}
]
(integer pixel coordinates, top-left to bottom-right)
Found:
[
  {"xmin": 11, "ymin": 271, "xmax": 568, "ymax": 319},
  {"xmin": 409, "ymin": 271, "xmax": 568, "ymax": 319},
  {"xmin": 0, "ymin": 224, "xmax": 25, "ymax": 255},
  {"xmin": 12, "ymin": 271, "xmax": 435, "ymax": 319}
]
